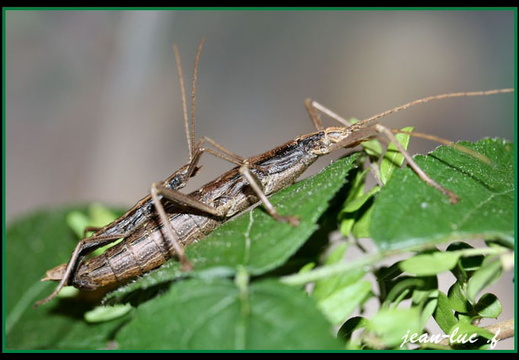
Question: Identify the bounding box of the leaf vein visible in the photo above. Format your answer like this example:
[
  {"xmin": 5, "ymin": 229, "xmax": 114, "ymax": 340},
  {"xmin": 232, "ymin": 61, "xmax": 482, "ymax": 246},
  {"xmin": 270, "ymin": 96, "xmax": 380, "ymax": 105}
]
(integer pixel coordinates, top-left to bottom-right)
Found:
[{"xmin": 457, "ymin": 188, "xmax": 513, "ymax": 230}]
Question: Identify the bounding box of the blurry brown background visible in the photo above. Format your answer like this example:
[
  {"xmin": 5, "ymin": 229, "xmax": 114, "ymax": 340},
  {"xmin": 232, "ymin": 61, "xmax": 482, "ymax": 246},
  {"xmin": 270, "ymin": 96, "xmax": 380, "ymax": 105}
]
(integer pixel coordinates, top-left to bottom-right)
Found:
[{"xmin": 5, "ymin": 10, "xmax": 515, "ymax": 348}]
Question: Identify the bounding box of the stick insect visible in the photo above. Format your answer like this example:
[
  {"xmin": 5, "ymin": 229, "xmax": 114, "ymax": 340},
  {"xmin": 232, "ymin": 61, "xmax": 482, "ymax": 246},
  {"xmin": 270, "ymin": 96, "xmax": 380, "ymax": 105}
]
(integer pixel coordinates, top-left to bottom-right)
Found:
[{"xmin": 34, "ymin": 40, "xmax": 513, "ymax": 308}]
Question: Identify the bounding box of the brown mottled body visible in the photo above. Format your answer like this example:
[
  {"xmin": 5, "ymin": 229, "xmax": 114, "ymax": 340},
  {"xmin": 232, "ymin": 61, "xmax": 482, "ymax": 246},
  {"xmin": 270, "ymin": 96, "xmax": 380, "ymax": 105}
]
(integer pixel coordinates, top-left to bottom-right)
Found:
[{"xmin": 69, "ymin": 131, "xmax": 332, "ymax": 290}]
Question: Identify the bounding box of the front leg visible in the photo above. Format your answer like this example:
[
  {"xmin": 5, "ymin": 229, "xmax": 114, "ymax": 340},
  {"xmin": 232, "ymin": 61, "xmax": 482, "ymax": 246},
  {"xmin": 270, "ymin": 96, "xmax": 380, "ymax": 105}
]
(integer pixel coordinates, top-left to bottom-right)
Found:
[{"xmin": 239, "ymin": 163, "xmax": 300, "ymax": 227}]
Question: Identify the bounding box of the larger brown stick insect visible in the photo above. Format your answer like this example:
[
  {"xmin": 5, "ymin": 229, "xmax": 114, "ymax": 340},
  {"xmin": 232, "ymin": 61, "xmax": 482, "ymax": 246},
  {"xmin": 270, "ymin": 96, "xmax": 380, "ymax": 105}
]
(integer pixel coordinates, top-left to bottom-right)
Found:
[{"xmin": 34, "ymin": 39, "xmax": 513, "ymax": 307}]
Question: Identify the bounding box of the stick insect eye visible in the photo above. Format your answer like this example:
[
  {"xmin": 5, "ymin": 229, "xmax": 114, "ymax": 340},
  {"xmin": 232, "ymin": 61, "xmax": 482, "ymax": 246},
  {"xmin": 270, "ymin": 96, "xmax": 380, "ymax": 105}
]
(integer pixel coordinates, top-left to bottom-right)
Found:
[{"xmin": 325, "ymin": 128, "xmax": 349, "ymax": 143}]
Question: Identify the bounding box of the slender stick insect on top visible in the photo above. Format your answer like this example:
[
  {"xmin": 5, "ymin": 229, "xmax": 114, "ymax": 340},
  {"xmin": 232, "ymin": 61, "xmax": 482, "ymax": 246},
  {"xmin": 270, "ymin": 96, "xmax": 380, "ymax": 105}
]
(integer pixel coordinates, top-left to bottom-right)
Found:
[{"xmin": 34, "ymin": 39, "xmax": 514, "ymax": 308}]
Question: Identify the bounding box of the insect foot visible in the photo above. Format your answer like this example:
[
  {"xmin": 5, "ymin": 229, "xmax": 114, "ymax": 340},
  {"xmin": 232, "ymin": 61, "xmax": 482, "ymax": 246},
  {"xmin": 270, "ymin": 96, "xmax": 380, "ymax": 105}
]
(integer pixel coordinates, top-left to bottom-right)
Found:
[{"xmin": 276, "ymin": 214, "xmax": 300, "ymax": 227}]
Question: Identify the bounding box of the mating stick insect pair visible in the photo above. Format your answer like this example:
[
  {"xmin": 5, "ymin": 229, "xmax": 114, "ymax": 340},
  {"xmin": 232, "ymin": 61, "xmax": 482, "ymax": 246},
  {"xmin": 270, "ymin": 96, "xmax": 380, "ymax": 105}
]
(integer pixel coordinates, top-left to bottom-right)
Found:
[{"xmin": 34, "ymin": 39, "xmax": 513, "ymax": 308}]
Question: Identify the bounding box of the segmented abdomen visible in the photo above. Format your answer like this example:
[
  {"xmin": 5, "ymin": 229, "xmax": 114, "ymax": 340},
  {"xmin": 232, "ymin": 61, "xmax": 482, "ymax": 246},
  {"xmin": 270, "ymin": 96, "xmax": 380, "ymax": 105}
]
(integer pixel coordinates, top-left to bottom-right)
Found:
[{"xmin": 72, "ymin": 212, "xmax": 218, "ymax": 290}]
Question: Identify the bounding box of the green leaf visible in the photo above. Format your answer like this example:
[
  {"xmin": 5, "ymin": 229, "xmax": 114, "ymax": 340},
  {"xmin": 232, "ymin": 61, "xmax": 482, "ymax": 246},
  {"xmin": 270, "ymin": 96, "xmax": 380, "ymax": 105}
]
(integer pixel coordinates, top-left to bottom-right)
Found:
[
  {"xmin": 379, "ymin": 127, "xmax": 414, "ymax": 185},
  {"xmin": 350, "ymin": 202, "xmax": 375, "ymax": 239},
  {"xmin": 337, "ymin": 168, "xmax": 371, "ymax": 238},
  {"xmin": 433, "ymin": 291, "xmax": 458, "ymax": 333},
  {"xmin": 108, "ymin": 155, "xmax": 357, "ymax": 302},
  {"xmin": 66, "ymin": 211, "xmax": 92, "ymax": 239},
  {"xmin": 338, "ymin": 316, "xmax": 368, "ymax": 349},
  {"xmin": 317, "ymin": 280, "xmax": 372, "ymax": 325},
  {"xmin": 361, "ymin": 126, "xmax": 413, "ymax": 184},
  {"xmin": 466, "ymin": 258, "xmax": 502, "ymax": 303},
  {"xmin": 448, "ymin": 282, "xmax": 471, "ymax": 314},
  {"xmin": 399, "ymin": 251, "xmax": 461, "ymax": 276},
  {"xmin": 371, "ymin": 139, "xmax": 514, "ymax": 251},
  {"xmin": 340, "ymin": 185, "xmax": 378, "ymax": 239},
  {"xmin": 366, "ymin": 308, "xmax": 422, "ymax": 348},
  {"xmin": 413, "ymin": 288, "xmax": 439, "ymax": 329},
  {"xmin": 447, "ymin": 322, "xmax": 496, "ymax": 349},
  {"xmin": 84, "ymin": 304, "xmax": 133, "ymax": 323},
  {"xmin": 66, "ymin": 203, "xmax": 120, "ymax": 239},
  {"xmin": 116, "ymin": 278, "xmax": 342, "ymax": 350},
  {"xmin": 382, "ymin": 278, "xmax": 413, "ymax": 306},
  {"xmin": 447, "ymin": 242, "xmax": 484, "ymax": 272},
  {"xmin": 339, "ymin": 127, "xmax": 412, "ymax": 240},
  {"xmin": 340, "ymin": 179, "xmax": 377, "ymax": 214},
  {"xmin": 5, "ymin": 207, "xmax": 128, "ymax": 350},
  {"xmin": 411, "ymin": 277, "xmax": 438, "ymax": 306},
  {"xmin": 474, "ymin": 293, "xmax": 502, "ymax": 319},
  {"xmin": 312, "ymin": 242, "xmax": 360, "ymax": 301},
  {"xmin": 446, "ymin": 242, "xmax": 482, "ymax": 284}
]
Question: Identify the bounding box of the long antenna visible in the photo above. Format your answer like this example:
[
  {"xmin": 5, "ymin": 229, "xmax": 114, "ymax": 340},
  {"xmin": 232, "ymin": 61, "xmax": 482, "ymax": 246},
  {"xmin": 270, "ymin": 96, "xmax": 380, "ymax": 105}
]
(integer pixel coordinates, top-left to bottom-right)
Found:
[
  {"xmin": 172, "ymin": 43, "xmax": 193, "ymax": 161},
  {"xmin": 355, "ymin": 88, "xmax": 514, "ymax": 130},
  {"xmin": 190, "ymin": 37, "xmax": 206, "ymax": 162}
]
